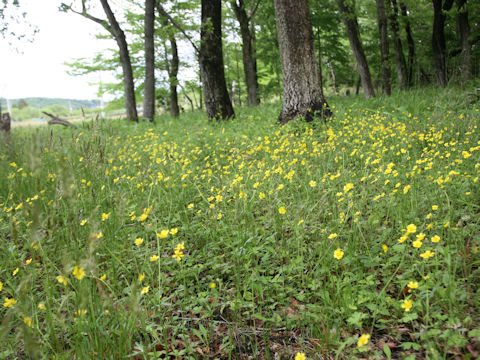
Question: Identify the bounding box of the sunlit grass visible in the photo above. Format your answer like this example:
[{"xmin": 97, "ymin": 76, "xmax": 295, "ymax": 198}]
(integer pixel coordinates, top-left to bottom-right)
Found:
[{"xmin": 0, "ymin": 87, "xmax": 479, "ymax": 359}]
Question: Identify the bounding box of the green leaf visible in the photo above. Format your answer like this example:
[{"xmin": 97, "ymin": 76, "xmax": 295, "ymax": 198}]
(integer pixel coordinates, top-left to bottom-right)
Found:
[{"xmin": 383, "ymin": 344, "xmax": 392, "ymax": 360}]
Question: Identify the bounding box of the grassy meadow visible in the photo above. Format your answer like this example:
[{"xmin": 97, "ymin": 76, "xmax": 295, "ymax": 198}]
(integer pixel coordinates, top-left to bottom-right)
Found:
[{"xmin": 0, "ymin": 87, "xmax": 479, "ymax": 359}]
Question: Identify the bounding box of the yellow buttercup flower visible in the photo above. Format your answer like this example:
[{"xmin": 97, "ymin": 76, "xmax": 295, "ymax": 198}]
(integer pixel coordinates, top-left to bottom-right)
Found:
[
  {"xmin": 101, "ymin": 212, "xmax": 111, "ymax": 221},
  {"xmin": 3, "ymin": 297, "xmax": 17, "ymax": 308},
  {"xmin": 357, "ymin": 333, "xmax": 370, "ymax": 347},
  {"xmin": 401, "ymin": 299, "xmax": 413, "ymax": 312},
  {"xmin": 134, "ymin": 237, "xmax": 144, "ymax": 246},
  {"xmin": 138, "ymin": 273, "xmax": 145, "ymax": 281},
  {"xmin": 156, "ymin": 230, "xmax": 169, "ymax": 239},
  {"xmin": 420, "ymin": 250, "xmax": 435, "ymax": 259},
  {"xmin": 295, "ymin": 352, "xmax": 306, "ymax": 360},
  {"xmin": 22, "ymin": 315, "xmax": 33, "ymax": 328},
  {"xmin": 38, "ymin": 302, "xmax": 46, "ymax": 310},
  {"xmin": 407, "ymin": 281, "xmax": 419, "ymax": 290},
  {"xmin": 141, "ymin": 286, "xmax": 150, "ymax": 295},
  {"xmin": 431, "ymin": 235, "xmax": 440, "ymax": 243},
  {"xmin": 309, "ymin": 180, "xmax": 317, "ymax": 187},
  {"xmin": 406, "ymin": 224, "xmax": 417, "ymax": 234},
  {"xmin": 333, "ymin": 248, "xmax": 344, "ymax": 260},
  {"xmin": 56, "ymin": 275, "xmax": 68, "ymax": 286},
  {"xmin": 278, "ymin": 206, "xmax": 286, "ymax": 214},
  {"xmin": 150, "ymin": 255, "xmax": 159, "ymax": 262},
  {"xmin": 412, "ymin": 239, "xmax": 423, "ymax": 248},
  {"xmin": 328, "ymin": 233, "xmax": 338, "ymax": 239},
  {"xmin": 209, "ymin": 282, "xmax": 216, "ymax": 289},
  {"xmin": 72, "ymin": 266, "xmax": 86, "ymax": 280}
]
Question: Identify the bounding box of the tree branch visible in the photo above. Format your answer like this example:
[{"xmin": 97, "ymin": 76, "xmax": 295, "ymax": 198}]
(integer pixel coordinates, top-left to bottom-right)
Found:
[
  {"xmin": 155, "ymin": 3, "xmax": 199, "ymax": 54},
  {"xmin": 248, "ymin": 0, "xmax": 262, "ymax": 22},
  {"xmin": 60, "ymin": 2, "xmax": 111, "ymax": 32}
]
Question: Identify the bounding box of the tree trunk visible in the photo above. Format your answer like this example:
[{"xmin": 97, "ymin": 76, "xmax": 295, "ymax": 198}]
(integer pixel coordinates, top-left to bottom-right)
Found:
[
  {"xmin": 169, "ymin": 35, "xmax": 180, "ymax": 117},
  {"xmin": 457, "ymin": 0, "xmax": 471, "ymax": 80},
  {"xmin": 400, "ymin": 2, "xmax": 416, "ymax": 86},
  {"xmin": 199, "ymin": 0, "xmax": 235, "ymax": 120},
  {"xmin": 328, "ymin": 62, "xmax": 338, "ymax": 94},
  {"xmin": 431, "ymin": 0, "xmax": 453, "ymax": 87},
  {"xmin": 336, "ymin": 0, "xmax": 375, "ymax": 98},
  {"xmin": 273, "ymin": 0, "xmax": 331, "ymax": 123},
  {"xmin": 376, "ymin": 0, "xmax": 391, "ymax": 95},
  {"xmin": 315, "ymin": 29, "xmax": 325, "ymax": 97},
  {"xmin": 143, "ymin": 0, "xmax": 155, "ymax": 122},
  {"xmin": 230, "ymin": 0, "xmax": 259, "ymax": 106},
  {"xmin": 389, "ymin": 0, "xmax": 408, "ymax": 89},
  {"xmin": 99, "ymin": 0, "xmax": 138, "ymax": 122}
]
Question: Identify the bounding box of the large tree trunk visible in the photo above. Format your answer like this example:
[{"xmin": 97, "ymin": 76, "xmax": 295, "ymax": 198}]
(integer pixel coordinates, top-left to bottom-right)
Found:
[
  {"xmin": 336, "ymin": 0, "xmax": 375, "ymax": 98},
  {"xmin": 99, "ymin": 0, "xmax": 138, "ymax": 122},
  {"xmin": 400, "ymin": 2, "xmax": 416, "ymax": 86},
  {"xmin": 389, "ymin": 0, "xmax": 408, "ymax": 89},
  {"xmin": 376, "ymin": 0, "xmax": 391, "ymax": 95},
  {"xmin": 273, "ymin": 0, "xmax": 331, "ymax": 123},
  {"xmin": 432, "ymin": 0, "xmax": 454, "ymax": 87},
  {"xmin": 456, "ymin": 0, "xmax": 471, "ymax": 80},
  {"xmin": 169, "ymin": 35, "xmax": 180, "ymax": 117},
  {"xmin": 230, "ymin": 0, "xmax": 259, "ymax": 106},
  {"xmin": 143, "ymin": 0, "xmax": 155, "ymax": 122},
  {"xmin": 199, "ymin": 0, "xmax": 235, "ymax": 120}
]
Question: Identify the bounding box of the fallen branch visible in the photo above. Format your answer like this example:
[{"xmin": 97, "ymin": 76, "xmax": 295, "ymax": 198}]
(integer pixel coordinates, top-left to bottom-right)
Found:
[{"xmin": 42, "ymin": 111, "xmax": 78, "ymax": 128}]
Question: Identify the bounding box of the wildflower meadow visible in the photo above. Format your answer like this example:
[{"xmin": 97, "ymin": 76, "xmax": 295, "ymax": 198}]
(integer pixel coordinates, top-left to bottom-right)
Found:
[{"xmin": 1, "ymin": 88, "xmax": 479, "ymax": 359}]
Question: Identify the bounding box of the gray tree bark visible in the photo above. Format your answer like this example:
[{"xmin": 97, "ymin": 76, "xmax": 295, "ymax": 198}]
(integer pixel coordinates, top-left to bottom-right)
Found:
[
  {"xmin": 99, "ymin": 0, "xmax": 138, "ymax": 122},
  {"xmin": 432, "ymin": 0, "xmax": 454, "ymax": 87},
  {"xmin": 389, "ymin": 0, "xmax": 408, "ymax": 89},
  {"xmin": 456, "ymin": 0, "xmax": 471, "ymax": 80},
  {"xmin": 400, "ymin": 2, "xmax": 416, "ymax": 86},
  {"xmin": 230, "ymin": 0, "xmax": 259, "ymax": 106},
  {"xmin": 143, "ymin": 0, "xmax": 155, "ymax": 122},
  {"xmin": 273, "ymin": 0, "xmax": 331, "ymax": 123},
  {"xmin": 199, "ymin": 0, "xmax": 235, "ymax": 120},
  {"xmin": 376, "ymin": 0, "xmax": 391, "ymax": 95},
  {"xmin": 336, "ymin": 0, "xmax": 375, "ymax": 98}
]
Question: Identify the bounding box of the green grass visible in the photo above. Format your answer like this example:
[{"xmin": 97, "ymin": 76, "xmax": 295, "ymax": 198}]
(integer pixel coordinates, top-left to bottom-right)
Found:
[{"xmin": 0, "ymin": 86, "xmax": 479, "ymax": 359}]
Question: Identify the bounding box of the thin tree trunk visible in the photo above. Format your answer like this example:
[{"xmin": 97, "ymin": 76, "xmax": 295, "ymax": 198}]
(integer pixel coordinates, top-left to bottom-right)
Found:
[
  {"xmin": 315, "ymin": 28, "xmax": 325, "ymax": 97},
  {"xmin": 230, "ymin": 0, "xmax": 259, "ymax": 106},
  {"xmin": 273, "ymin": 0, "xmax": 331, "ymax": 123},
  {"xmin": 400, "ymin": 2, "xmax": 416, "ymax": 86},
  {"xmin": 432, "ymin": 0, "xmax": 454, "ymax": 87},
  {"xmin": 389, "ymin": 0, "xmax": 408, "ymax": 89},
  {"xmin": 199, "ymin": 0, "xmax": 235, "ymax": 120},
  {"xmin": 457, "ymin": 0, "xmax": 471, "ymax": 80},
  {"xmin": 99, "ymin": 0, "xmax": 138, "ymax": 122},
  {"xmin": 328, "ymin": 62, "xmax": 338, "ymax": 94},
  {"xmin": 376, "ymin": 0, "xmax": 391, "ymax": 95},
  {"xmin": 169, "ymin": 35, "xmax": 180, "ymax": 117},
  {"xmin": 143, "ymin": 0, "xmax": 155, "ymax": 122},
  {"xmin": 336, "ymin": 0, "xmax": 375, "ymax": 98}
]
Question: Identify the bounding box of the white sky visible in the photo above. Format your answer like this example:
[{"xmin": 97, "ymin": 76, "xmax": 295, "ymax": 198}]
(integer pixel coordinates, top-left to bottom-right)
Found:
[{"xmin": 0, "ymin": 0, "xmax": 119, "ymax": 100}]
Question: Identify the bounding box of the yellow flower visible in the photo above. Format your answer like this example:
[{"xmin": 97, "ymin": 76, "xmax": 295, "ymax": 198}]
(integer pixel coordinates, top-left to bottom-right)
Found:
[
  {"xmin": 416, "ymin": 233, "xmax": 425, "ymax": 241},
  {"xmin": 134, "ymin": 237, "xmax": 144, "ymax": 246},
  {"xmin": 432, "ymin": 205, "xmax": 438, "ymax": 211},
  {"xmin": 420, "ymin": 250, "xmax": 435, "ymax": 259},
  {"xmin": 75, "ymin": 309, "xmax": 87, "ymax": 317},
  {"xmin": 3, "ymin": 297, "xmax": 17, "ymax": 308},
  {"xmin": 150, "ymin": 255, "xmax": 159, "ymax": 262},
  {"xmin": 278, "ymin": 206, "xmax": 286, "ymax": 214},
  {"xmin": 22, "ymin": 315, "xmax": 33, "ymax": 328},
  {"xmin": 398, "ymin": 235, "xmax": 408, "ymax": 243},
  {"xmin": 217, "ymin": 213, "xmax": 223, "ymax": 220},
  {"xmin": 80, "ymin": 219, "xmax": 87, "ymax": 226},
  {"xmin": 94, "ymin": 232, "xmax": 103, "ymax": 239},
  {"xmin": 138, "ymin": 273, "xmax": 145, "ymax": 281},
  {"xmin": 309, "ymin": 180, "xmax": 317, "ymax": 187},
  {"xmin": 431, "ymin": 235, "xmax": 440, "ymax": 243},
  {"xmin": 357, "ymin": 333, "xmax": 370, "ymax": 347},
  {"xmin": 156, "ymin": 230, "xmax": 169, "ymax": 239},
  {"xmin": 407, "ymin": 281, "xmax": 419, "ymax": 290},
  {"xmin": 403, "ymin": 185, "xmax": 411, "ymax": 194},
  {"xmin": 343, "ymin": 183, "xmax": 354, "ymax": 193},
  {"xmin": 295, "ymin": 353, "xmax": 306, "ymax": 360},
  {"xmin": 209, "ymin": 282, "xmax": 216, "ymax": 289},
  {"xmin": 412, "ymin": 239, "xmax": 423, "ymax": 248},
  {"xmin": 138, "ymin": 213, "xmax": 148, "ymax": 222},
  {"xmin": 259, "ymin": 192, "xmax": 266, "ymax": 199},
  {"xmin": 444, "ymin": 221, "xmax": 450, "ymax": 228},
  {"xmin": 12, "ymin": 267, "xmax": 19, "ymax": 276},
  {"xmin": 100, "ymin": 274, "xmax": 107, "ymax": 281},
  {"xmin": 333, "ymin": 248, "xmax": 344, "ymax": 260},
  {"xmin": 0, "ymin": 281, "xmax": 2, "ymax": 292},
  {"xmin": 26, "ymin": 258, "xmax": 32, "ymax": 265},
  {"xmin": 101, "ymin": 212, "xmax": 111, "ymax": 221},
  {"xmin": 141, "ymin": 286, "xmax": 150, "ymax": 295},
  {"xmin": 170, "ymin": 228, "xmax": 178, "ymax": 235},
  {"xmin": 38, "ymin": 302, "xmax": 46, "ymax": 310},
  {"xmin": 328, "ymin": 233, "xmax": 338, "ymax": 239},
  {"xmin": 56, "ymin": 275, "xmax": 68, "ymax": 286},
  {"xmin": 187, "ymin": 203, "xmax": 194, "ymax": 209},
  {"xmin": 72, "ymin": 266, "xmax": 86, "ymax": 280},
  {"xmin": 406, "ymin": 224, "xmax": 417, "ymax": 234},
  {"xmin": 401, "ymin": 299, "xmax": 413, "ymax": 312},
  {"xmin": 382, "ymin": 244, "xmax": 388, "ymax": 253}
]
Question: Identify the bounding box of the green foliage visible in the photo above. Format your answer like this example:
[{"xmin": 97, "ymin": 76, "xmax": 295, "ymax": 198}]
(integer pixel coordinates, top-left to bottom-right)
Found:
[{"xmin": 0, "ymin": 87, "xmax": 479, "ymax": 358}]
